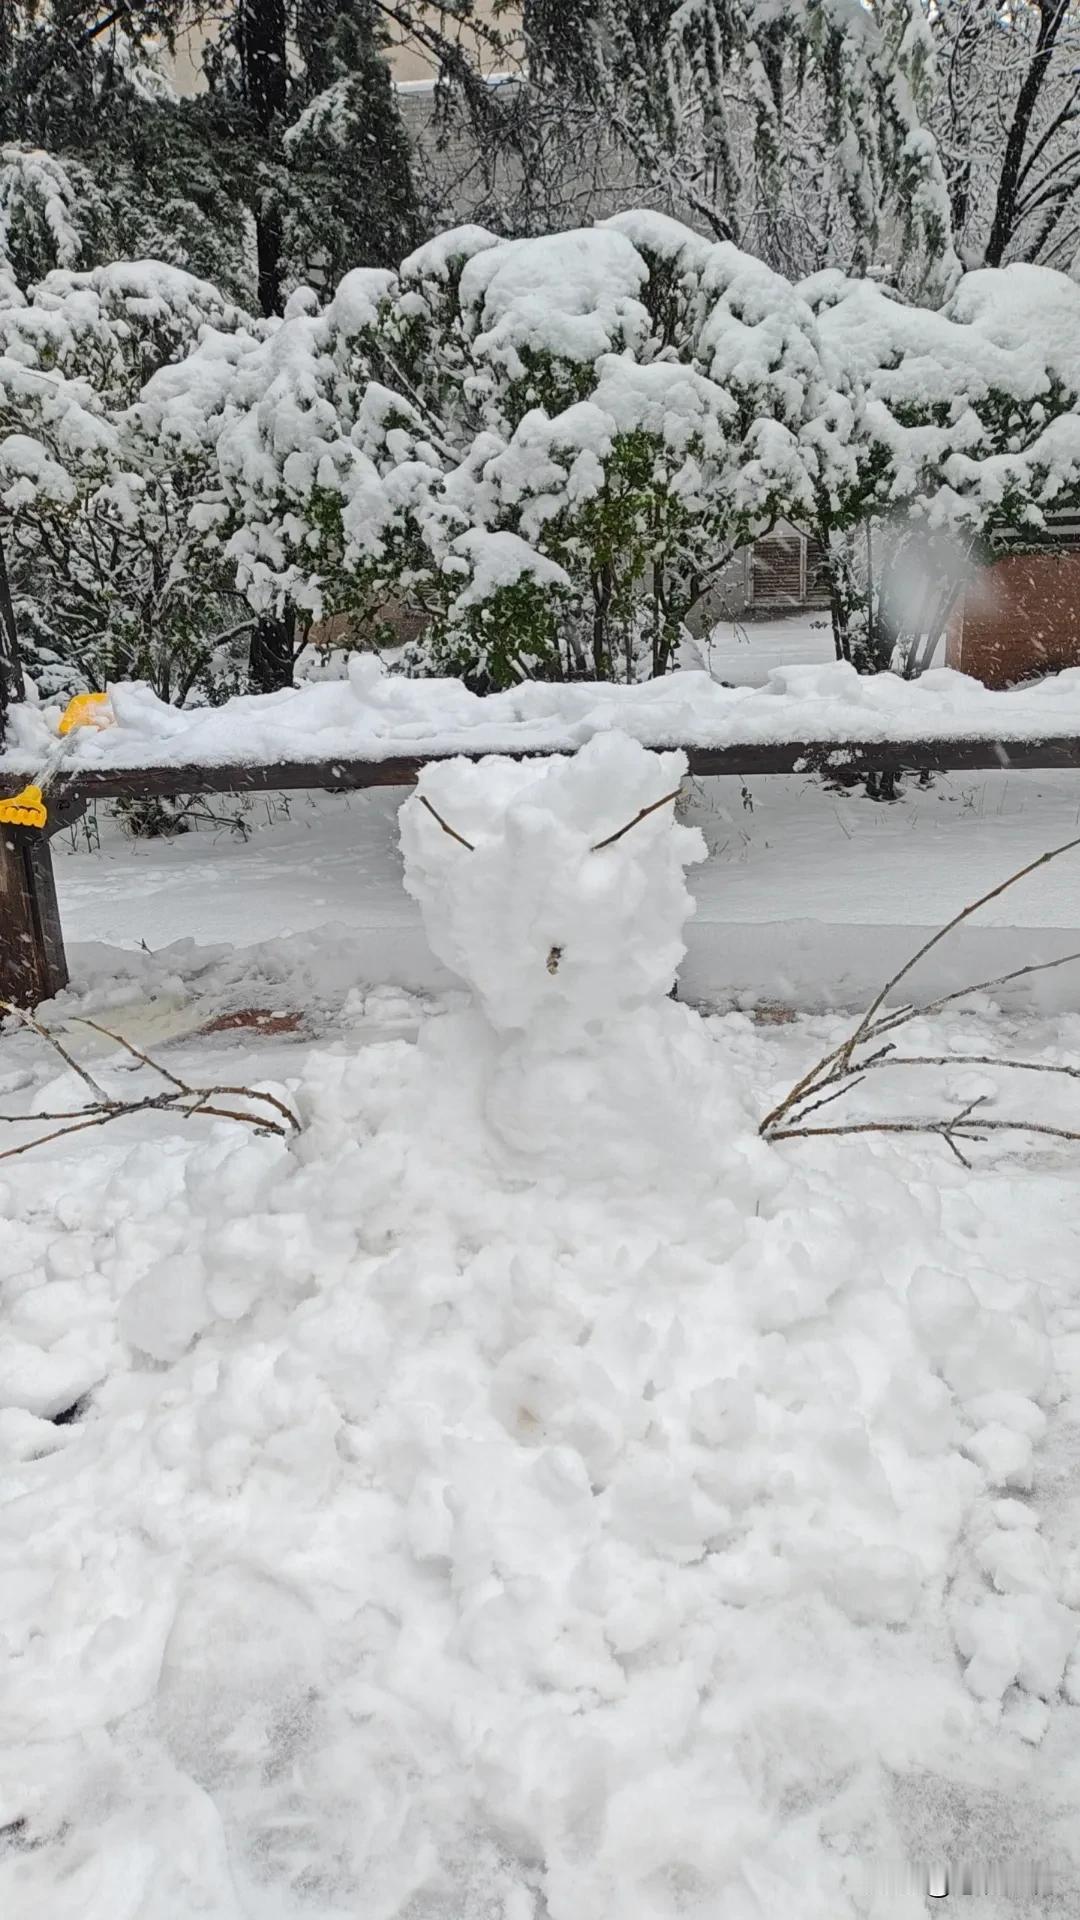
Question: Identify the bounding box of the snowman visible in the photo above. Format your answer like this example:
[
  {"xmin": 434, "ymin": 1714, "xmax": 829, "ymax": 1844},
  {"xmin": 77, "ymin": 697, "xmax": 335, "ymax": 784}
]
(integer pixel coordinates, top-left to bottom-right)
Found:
[{"xmin": 399, "ymin": 732, "xmax": 750, "ymax": 1189}]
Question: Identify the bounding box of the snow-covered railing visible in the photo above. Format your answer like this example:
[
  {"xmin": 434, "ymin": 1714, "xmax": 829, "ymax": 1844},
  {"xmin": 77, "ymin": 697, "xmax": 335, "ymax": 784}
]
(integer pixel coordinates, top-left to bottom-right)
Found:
[{"xmin": 7, "ymin": 661, "xmax": 1080, "ymax": 797}]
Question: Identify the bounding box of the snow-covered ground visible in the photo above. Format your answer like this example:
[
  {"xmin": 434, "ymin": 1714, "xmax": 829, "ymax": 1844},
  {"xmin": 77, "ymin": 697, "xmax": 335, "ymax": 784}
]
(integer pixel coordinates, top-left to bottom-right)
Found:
[
  {"xmin": 5, "ymin": 637, "xmax": 1080, "ymax": 1918},
  {"xmin": 689, "ymin": 609, "xmax": 838, "ymax": 684}
]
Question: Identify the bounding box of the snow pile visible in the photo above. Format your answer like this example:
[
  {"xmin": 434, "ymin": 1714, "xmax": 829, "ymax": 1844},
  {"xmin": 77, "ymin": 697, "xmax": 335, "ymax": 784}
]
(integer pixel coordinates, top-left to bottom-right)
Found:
[
  {"xmin": 10, "ymin": 656, "xmax": 1080, "ymax": 779},
  {"xmin": 3, "ymin": 747, "xmax": 1080, "ymax": 1916}
]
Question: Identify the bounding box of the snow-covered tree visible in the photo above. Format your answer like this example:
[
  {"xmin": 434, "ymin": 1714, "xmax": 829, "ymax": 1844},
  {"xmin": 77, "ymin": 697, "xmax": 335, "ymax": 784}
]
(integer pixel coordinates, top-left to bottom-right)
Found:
[
  {"xmin": 929, "ymin": 0, "xmax": 1080, "ymax": 274},
  {"xmin": 0, "ymin": 5, "xmax": 251, "ymax": 298},
  {"xmin": 0, "ymin": 144, "xmax": 108, "ymax": 298},
  {"xmin": 182, "ymin": 210, "xmax": 1080, "ymax": 689},
  {"xmin": 0, "ymin": 2, "xmax": 432, "ymax": 322},
  {"xmin": 522, "ymin": 0, "xmax": 960, "ymax": 299},
  {"xmin": 0, "ymin": 261, "xmax": 259, "ymax": 701}
]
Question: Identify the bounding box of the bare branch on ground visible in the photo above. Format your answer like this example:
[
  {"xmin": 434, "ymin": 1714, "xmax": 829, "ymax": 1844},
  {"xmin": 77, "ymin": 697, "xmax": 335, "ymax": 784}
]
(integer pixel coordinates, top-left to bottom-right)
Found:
[
  {"xmin": 760, "ymin": 838, "xmax": 1080, "ymax": 1156},
  {"xmin": 0, "ymin": 1001, "xmax": 299, "ymax": 1161}
]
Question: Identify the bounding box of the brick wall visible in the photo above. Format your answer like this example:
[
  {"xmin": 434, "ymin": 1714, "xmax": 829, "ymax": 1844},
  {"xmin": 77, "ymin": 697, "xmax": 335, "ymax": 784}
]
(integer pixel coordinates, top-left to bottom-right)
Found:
[{"xmin": 946, "ymin": 552, "xmax": 1080, "ymax": 687}]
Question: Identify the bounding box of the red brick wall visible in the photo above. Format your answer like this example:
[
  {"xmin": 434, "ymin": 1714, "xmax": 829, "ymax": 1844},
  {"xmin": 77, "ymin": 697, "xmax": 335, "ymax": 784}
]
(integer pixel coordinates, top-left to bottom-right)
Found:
[{"xmin": 947, "ymin": 551, "xmax": 1080, "ymax": 688}]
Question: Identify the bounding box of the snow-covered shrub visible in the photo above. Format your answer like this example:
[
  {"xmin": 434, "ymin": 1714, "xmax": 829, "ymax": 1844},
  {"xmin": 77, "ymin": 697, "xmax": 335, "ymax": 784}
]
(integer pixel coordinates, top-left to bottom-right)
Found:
[
  {"xmin": 196, "ymin": 215, "xmax": 852, "ymax": 689},
  {"xmin": 0, "ymin": 261, "xmax": 257, "ymax": 701},
  {"xmin": 803, "ymin": 263, "xmax": 1080, "ymax": 668},
  {"xmin": 204, "ymin": 210, "xmax": 1080, "ymax": 691},
  {"xmin": 5, "ymin": 209, "xmax": 1080, "ymax": 703}
]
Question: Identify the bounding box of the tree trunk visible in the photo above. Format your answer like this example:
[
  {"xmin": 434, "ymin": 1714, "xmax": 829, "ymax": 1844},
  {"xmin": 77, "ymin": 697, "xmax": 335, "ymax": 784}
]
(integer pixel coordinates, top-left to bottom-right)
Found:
[
  {"xmin": 236, "ymin": 0, "xmax": 289, "ymax": 316},
  {"xmin": 256, "ymin": 200, "xmax": 285, "ymax": 320},
  {"xmin": 591, "ymin": 566, "xmax": 612, "ymax": 678},
  {"xmin": 0, "ymin": 521, "xmax": 23, "ymax": 725},
  {"xmin": 824, "ymin": 534, "xmax": 853, "ymax": 664},
  {"xmin": 248, "ymin": 610, "xmax": 296, "ymax": 693}
]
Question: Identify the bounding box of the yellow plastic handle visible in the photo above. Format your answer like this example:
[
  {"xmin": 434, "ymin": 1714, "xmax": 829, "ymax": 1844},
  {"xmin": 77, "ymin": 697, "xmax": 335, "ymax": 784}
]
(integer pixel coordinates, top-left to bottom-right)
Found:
[
  {"xmin": 0, "ymin": 784, "xmax": 48, "ymax": 828},
  {"xmin": 58, "ymin": 691, "xmax": 111, "ymax": 736}
]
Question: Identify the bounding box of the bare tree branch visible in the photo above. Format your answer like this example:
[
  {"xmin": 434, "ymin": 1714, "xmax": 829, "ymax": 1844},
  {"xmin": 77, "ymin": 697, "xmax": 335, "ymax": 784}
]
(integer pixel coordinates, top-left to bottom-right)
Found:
[
  {"xmin": 840, "ymin": 831, "xmax": 1080, "ymax": 1070},
  {"xmin": 770, "ymin": 1113, "xmax": 1080, "ymax": 1156}
]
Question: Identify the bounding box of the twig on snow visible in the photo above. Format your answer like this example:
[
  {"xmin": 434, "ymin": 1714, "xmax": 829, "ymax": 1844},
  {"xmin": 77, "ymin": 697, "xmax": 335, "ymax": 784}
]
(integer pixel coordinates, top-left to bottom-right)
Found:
[
  {"xmin": 418, "ymin": 794, "xmax": 476, "ymax": 851},
  {"xmin": 590, "ymin": 788, "xmax": 683, "ymax": 852},
  {"xmin": 867, "ymin": 947, "xmax": 1080, "ymax": 1038},
  {"xmin": 768, "ymin": 1111, "xmax": 1080, "ymax": 1165},
  {"xmin": 1, "ymin": 998, "xmax": 111, "ymax": 1103},
  {"xmin": 0, "ymin": 1003, "xmax": 299, "ymax": 1161},
  {"xmin": 72, "ymin": 1014, "xmax": 190, "ymax": 1090},
  {"xmin": 760, "ymin": 836, "xmax": 1080, "ymax": 1156},
  {"xmin": 839, "ymin": 831, "xmax": 1080, "ymax": 1069}
]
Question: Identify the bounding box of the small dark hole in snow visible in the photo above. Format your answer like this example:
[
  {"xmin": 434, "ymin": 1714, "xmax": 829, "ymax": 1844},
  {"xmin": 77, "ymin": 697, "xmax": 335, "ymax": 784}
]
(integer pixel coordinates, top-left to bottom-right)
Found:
[
  {"xmin": 51, "ymin": 1395, "xmax": 88, "ymax": 1427},
  {"xmin": 0, "ymin": 1820, "xmax": 30, "ymax": 1852}
]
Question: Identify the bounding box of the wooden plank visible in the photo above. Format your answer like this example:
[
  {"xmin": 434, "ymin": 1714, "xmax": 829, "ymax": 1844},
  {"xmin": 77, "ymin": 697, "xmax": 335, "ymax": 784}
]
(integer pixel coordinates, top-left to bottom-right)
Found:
[
  {"xmin": 2, "ymin": 733, "xmax": 1080, "ymax": 810},
  {"xmin": 0, "ymin": 826, "xmax": 68, "ymax": 1007}
]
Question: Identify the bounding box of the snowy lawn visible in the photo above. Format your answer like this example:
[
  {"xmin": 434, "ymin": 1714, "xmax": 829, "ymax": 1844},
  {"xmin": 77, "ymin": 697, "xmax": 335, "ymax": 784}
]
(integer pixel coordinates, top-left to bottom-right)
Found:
[
  {"xmin": 4, "ymin": 733, "xmax": 1080, "ymax": 1918},
  {"xmin": 691, "ymin": 610, "xmax": 838, "ymax": 685}
]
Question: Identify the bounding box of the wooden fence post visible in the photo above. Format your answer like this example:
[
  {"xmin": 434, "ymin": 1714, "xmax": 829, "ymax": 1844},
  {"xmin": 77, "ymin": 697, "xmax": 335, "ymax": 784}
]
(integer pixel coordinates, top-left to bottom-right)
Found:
[
  {"xmin": 0, "ymin": 522, "xmax": 69, "ymax": 1007},
  {"xmin": 0, "ymin": 826, "xmax": 69, "ymax": 1004}
]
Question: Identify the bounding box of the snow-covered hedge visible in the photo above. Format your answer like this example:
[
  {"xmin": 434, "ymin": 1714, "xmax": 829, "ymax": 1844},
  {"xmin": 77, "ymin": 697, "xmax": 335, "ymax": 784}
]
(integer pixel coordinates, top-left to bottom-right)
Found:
[
  {"xmin": 0, "ymin": 262, "xmax": 264, "ymax": 700},
  {"xmin": 4, "ymin": 212, "xmax": 1080, "ymax": 700}
]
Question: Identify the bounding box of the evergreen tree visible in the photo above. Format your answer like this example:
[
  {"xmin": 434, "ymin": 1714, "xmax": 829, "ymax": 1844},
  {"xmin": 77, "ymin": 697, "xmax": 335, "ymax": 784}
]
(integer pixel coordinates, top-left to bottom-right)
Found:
[
  {"xmin": 195, "ymin": 0, "xmax": 425, "ymax": 686},
  {"xmin": 0, "ymin": 2, "xmax": 424, "ymax": 313},
  {"xmin": 198, "ymin": 0, "xmax": 422, "ymax": 317}
]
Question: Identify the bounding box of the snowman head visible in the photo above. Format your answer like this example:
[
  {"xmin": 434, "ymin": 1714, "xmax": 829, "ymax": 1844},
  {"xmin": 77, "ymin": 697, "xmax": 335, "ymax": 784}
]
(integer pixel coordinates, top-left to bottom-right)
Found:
[{"xmin": 400, "ymin": 733, "xmax": 705, "ymax": 1034}]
